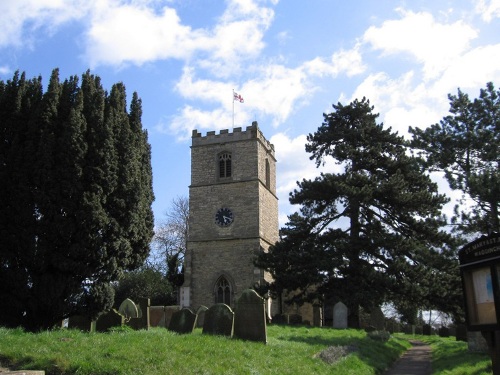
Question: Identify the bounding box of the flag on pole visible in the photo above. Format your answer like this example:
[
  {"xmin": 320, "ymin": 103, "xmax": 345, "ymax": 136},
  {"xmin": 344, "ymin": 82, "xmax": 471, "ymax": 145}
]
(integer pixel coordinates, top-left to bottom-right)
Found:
[{"xmin": 233, "ymin": 91, "xmax": 244, "ymax": 103}]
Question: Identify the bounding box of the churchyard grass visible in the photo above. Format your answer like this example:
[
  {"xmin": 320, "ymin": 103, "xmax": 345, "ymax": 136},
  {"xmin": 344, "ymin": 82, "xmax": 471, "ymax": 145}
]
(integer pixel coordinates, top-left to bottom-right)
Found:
[
  {"xmin": 416, "ymin": 334, "xmax": 491, "ymax": 375},
  {"xmin": 0, "ymin": 325, "xmax": 481, "ymax": 375}
]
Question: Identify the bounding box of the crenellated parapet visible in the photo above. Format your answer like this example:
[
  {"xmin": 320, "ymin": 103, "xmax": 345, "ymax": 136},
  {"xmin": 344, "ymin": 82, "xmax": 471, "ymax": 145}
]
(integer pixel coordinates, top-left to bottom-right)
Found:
[{"xmin": 191, "ymin": 121, "xmax": 275, "ymax": 156}]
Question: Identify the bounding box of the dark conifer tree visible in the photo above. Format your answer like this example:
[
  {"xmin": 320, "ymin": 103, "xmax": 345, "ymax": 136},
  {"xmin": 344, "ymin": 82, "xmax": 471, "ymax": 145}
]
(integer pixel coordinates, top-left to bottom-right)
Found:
[
  {"xmin": 0, "ymin": 69, "xmax": 154, "ymax": 331},
  {"xmin": 256, "ymin": 98, "xmax": 459, "ymax": 326}
]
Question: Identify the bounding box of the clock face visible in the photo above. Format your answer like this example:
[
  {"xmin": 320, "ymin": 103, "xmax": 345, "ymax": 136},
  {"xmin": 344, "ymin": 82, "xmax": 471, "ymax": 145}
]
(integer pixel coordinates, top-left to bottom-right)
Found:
[{"xmin": 215, "ymin": 208, "xmax": 233, "ymax": 227}]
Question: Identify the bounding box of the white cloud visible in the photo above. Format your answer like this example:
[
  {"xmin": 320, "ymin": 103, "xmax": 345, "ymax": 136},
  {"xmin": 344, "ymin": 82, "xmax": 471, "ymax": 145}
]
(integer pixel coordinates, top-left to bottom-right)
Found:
[
  {"xmin": 169, "ymin": 62, "xmax": 315, "ymax": 137},
  {"xmin": 85, "ymin": 2, "xmax": 197, "ymax": 67},
  {"xmin": 0, "ymin": 0, "xmax": 89, "ymax": 48},
  {"xmin": 475, "ymin": 0, "xmax": 500, "ymax": 22},
  {"xmin": 84, "ymin": 0, "xmax": 274, "ymax": 70},
  {"xmin": 303, "ymin": 44, "xmax": 366, "ymax": 78},
  {"xmin": 363, "ymin": 9, "xmax": 478, "ymax": 80}
]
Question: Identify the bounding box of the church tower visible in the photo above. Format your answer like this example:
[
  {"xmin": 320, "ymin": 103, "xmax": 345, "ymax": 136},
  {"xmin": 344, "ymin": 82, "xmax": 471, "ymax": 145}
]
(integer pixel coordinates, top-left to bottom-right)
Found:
[{"xmin": 180, "ymin": 122, "xmax": 278, "ymax": 310}]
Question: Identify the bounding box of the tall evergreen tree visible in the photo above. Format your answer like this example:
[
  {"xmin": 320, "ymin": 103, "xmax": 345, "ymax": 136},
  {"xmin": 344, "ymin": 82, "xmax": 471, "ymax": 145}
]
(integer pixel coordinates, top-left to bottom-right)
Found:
[
  {"xmin": 410, "ymin": 82, "xmax": 500, "ymax": 235},
  {"xmin": 0, "ymin": 69, "xmax": 154, "ymax": 331},
  {"xmin": 256, "ymin": 98, "xmax": 458, "ymax": 326}
]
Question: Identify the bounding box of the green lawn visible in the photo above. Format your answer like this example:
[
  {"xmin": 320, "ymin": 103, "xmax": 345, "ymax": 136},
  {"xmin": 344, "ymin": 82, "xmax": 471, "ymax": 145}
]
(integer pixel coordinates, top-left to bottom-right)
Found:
[{"xmin": 0, "ymin": 325, "xmax": 491, "ymax": 374}]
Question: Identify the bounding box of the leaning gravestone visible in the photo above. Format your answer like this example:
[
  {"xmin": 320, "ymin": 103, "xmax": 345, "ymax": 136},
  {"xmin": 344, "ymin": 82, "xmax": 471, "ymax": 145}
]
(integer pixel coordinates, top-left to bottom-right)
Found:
[
  {"xmin": 333, "ymin": 302, "xmax": 348, "ymax": 329},
  {"xmin": 195, "ymin": 305, "xmax": 209, "ymax": 328},
  {"xmin": 233, "ymin": 289, "xmax": 267, "ymax": 343},
  {"xmin": 369, "ymin": 306, "xmax": 385, "ymax": 331},
  {"xmin": 203, "ymin": 303, "xmax": 234, "ymax": 337},
  {"xmin": 168, "ymin": 308, "xmax": 197, "ymax": 334}
]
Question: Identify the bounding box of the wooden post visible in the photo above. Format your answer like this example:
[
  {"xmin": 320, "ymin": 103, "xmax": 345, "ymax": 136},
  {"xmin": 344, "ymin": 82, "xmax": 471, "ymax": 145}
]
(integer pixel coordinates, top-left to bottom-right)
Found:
[{"xmin": 482, "ymin": 331, "xmax": 500, "ymax": 374}]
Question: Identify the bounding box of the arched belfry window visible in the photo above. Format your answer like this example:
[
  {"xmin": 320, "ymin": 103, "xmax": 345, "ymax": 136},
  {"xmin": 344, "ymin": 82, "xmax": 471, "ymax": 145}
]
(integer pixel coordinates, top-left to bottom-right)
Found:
[
  {"xmin": 214, "ymin": 276, "xmax": 232, "ymax": 305},
  {"xmin": 219, "ymin": 152, "xmax": 232, "ymax": 178}
]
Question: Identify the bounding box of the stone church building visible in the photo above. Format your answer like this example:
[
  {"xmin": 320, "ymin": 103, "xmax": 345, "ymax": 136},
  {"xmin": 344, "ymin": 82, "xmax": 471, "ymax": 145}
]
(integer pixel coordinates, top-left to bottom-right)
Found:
[{"xmin": 180, "ymin": 122, "xmax": 279, "ymax": 313}]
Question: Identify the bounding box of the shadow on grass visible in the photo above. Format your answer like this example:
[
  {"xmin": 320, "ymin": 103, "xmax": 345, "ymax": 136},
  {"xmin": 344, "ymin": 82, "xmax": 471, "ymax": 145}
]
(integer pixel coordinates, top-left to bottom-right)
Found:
[
  {"xmin": 282, "ymin": 334, "xmax": 409, "ymax": 373},
  {"xmin": 0, "ymin": 353, "xmax": 68, "ymax": 375}
]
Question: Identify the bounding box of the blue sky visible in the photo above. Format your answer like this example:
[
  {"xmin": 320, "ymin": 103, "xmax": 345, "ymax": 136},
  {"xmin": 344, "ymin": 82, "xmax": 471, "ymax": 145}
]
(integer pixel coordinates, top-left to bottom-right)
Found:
[{"xmin": 1, "ymin": 0, "xmax": 500, "ymax": 228}]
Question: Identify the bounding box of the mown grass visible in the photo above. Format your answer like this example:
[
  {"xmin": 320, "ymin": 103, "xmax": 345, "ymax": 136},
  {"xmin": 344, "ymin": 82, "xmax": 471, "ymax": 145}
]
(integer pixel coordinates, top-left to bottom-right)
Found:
[
  {"xmin": 416, "ymin": 334, "xmax": 492, "ymax": 375},
  {"xmin": 0, "ymin": 325, "xmax": 410, "ymax": 375}
]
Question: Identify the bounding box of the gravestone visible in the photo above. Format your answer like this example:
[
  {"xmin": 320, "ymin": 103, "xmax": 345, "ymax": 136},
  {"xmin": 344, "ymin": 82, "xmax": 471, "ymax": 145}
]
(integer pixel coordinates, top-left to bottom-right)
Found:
[
  {"xmin": 118, "ymin": 298, "xmax": 140, "ymax": 321},
  {"xmin": 233, "ymin": 289, "xmax": 267, "ymax": 343},
  {"xmin": 333, "ymin": 302, "xmax": 348, "ymax": 329},
  {"xmin": 96, "ymin": 309, "xmax": 124, "ymax": 332},
  {"xmin": 423, "ymin": 324, "xmax": 431, "ymax": 335},
  {"xmin": 438, "ymin": 326, "xmax": 450, "ymax": 337},
  {"xmin": 68, "ymin": 315, "xmax": 95, "ymax": 332},
  {"xmin": 202, "ymin": 303, "xmax": 234, "ymax": 337},
  {"xmin": 195, "ymin": 305, "xmax": 208, "ymax": 328},
  {"xmin": 288, "ymin": 313, "xmax": 302, "ymax": 325},
  {"xmin": 168, "ymin": 308, "xmax": 197, "ymax": 334},
  {"xmin": 313, "ymin": 304, "xmax": 323, "ymax": 327},
  {"xmin": 369, "ymin": 307, "xmax": 385, "ymax": 331},
  {"xmin": 128, "ymin": 298, "xmax": 150, "ymax": 330},
  {"xmin": 150, "ymin": 306, "xmax": 166, "ymax": 327}
]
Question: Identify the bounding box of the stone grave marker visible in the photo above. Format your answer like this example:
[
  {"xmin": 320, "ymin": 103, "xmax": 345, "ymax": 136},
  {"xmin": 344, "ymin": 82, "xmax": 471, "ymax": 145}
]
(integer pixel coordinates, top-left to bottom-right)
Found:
[
  {"xmin": 149, "ymin": 306, "xmax": 166, "ymax": 327},
  {"xmin": 168, "ymin": 307, "xmax": 197, "ymax": 334},
  {"xmin": 96, "ymin": 309, "xmax": 124, "ymax": 332},
  {"xmin": 233, "ymin": 289, "xmax": 267, "ymax": 343},
  {"xmin": 195, "ymin": 305, "xmax": 208, "ymax": 328},
  {"xmin": 118, "ymin": 298, "xmax": 140, "ymax": 322},
  {"xmin": 423, "ymin": 324, "xmax": 431, "ymax": 335},
  {"xmin": 369, "ymin": 306, "xmax": 385, "ymax": 331},
  {"xmin": 333, "ymin": 302, "xmax": 348, "ymax": 329},
  {"xmin": 128, "ymin": 298, "xmax": 150, "ymax": 330},
  {"xmin": 438, "ymin": 326, "xmax": 450, "ymax": 337},
  {"xmin": 68, "ymin": 315, "xmax": 95, "ymax": 332},
  {"xmin": 202, "ymin": 303, "xmax": 234, "ymax": 337},
  {"xmin": 313, "ymin": 305, "xmax": 323, "ymax": 327}
]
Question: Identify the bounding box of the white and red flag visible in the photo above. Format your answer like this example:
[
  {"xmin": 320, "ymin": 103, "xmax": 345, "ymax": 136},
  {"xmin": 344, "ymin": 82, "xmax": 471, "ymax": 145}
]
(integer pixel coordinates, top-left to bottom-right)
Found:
[{"xmin": 233, "ymin": 91, "xmax": 244, "ymax": 103}]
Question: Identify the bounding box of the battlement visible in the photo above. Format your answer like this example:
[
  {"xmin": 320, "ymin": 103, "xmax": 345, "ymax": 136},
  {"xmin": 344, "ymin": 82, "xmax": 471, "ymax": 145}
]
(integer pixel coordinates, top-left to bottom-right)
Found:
[{"xmin": 192, "ymin": 121, "xmax": 275, "ymax": 154}]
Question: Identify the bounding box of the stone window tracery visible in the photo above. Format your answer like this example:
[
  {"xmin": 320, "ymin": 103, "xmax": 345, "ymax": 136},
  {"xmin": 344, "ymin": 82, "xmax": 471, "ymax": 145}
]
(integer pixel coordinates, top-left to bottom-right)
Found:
[
  {"xmin": 214, "ymin": 276, "xmax": 232, "ymax": 305},
  {"xmin": 219, "ymin": 152, "xmax": 232, "ymax": 178}
]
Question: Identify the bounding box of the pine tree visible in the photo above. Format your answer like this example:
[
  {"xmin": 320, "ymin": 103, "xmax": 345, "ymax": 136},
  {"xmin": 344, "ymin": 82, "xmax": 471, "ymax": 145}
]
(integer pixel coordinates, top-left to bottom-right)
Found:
[
  {"xmin": 410, "ymin": 82, "xmax": 500, "ymax": 235},
  {"xmin": 257, "ymin": 98, "xmax": 458, "ymax": 326}
]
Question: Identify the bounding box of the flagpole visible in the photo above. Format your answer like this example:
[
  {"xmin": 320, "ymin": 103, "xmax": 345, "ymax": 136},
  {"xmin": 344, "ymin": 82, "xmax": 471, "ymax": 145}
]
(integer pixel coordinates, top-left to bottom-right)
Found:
[{"xmin": 232, "ymin": 89, "xmax": 235, "ymax": 128}]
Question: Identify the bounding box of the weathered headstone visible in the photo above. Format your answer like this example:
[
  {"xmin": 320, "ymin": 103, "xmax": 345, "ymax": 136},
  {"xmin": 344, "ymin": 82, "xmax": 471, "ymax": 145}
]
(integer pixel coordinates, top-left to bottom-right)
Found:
[
  {"xmin": 128, "ymin": 298, "xmax": 150, "ymax": 330},
  {"xmin": 68, "ymin": 315, "xmax": 95, "ymax": 332},
  {"xmin": 333, "ymin": 302, "xmax": 348, "ymax": 329},
  {"xmin": 313, "ymin": 304, "xmax": 323, "ymax": 327},
  {"xmin": 96, "ymin": 309, "xmax": 124, "ymax": 332},
  {"xmin": 233, "ymin": 289, "xmax": 267, "ymax": 343},
  {"xmin": 202, "ymin": 303, "xmax": 234, "ymax": 337},
  {"xmin": 369, "ymin": 307, "xmax": 385, "ymax": 331},
  {"xmin": 195, "ymin": 305, "xmax": 208, "ymax": 328},
  {"xmin": 423, "ymin": 324, "xmax": 431, "ymax": 336},
  {"xmin": 438, "ymin": 326, "xmax": 450, "ymax": 337},
  {"xmin": 118, "ymin": 298, "xmax": 140, "ymax": 321},
  {"xmin": 168, "ymin": 308, "xmax": 197, "ymax": 334},
  {"xmin": 288, "ymin": 313, "xmax": 302, "ymax": 325},
  {"xmin": 150, "ymin": 306, "xmax": 167, "ymax": 327}
]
